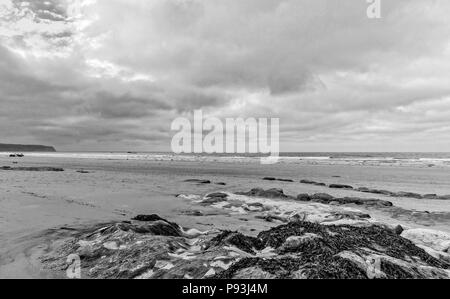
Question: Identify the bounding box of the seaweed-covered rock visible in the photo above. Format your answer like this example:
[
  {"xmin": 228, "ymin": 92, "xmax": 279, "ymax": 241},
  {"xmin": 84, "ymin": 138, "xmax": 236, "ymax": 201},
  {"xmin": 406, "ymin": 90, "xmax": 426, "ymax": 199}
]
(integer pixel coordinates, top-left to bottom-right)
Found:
[
  {"xmin": 41, "ymin": 216, "xmax": 450, "ymax": 279},
  {"xmin": 206, "ymin": 231, "xmax": 263, "ymax": 254},
  {"xmin": 216, "ymin": 222, "xmax": 450, "ymax": 279}
]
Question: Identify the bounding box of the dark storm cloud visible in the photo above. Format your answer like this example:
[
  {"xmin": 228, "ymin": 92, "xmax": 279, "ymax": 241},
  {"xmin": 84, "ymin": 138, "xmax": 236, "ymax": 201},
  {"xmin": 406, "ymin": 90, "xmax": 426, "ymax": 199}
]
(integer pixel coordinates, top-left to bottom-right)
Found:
[{"xmin": 1, "ymin": 0, "xmax": 450, "ymax": 151}]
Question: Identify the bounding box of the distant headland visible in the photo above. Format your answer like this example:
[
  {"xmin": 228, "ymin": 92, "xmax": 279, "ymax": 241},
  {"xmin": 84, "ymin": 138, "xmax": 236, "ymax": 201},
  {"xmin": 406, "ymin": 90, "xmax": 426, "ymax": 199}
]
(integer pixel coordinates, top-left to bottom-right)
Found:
[{"xmin": 0, "ymin": 143, "xmax": 56, "ymax": 152}]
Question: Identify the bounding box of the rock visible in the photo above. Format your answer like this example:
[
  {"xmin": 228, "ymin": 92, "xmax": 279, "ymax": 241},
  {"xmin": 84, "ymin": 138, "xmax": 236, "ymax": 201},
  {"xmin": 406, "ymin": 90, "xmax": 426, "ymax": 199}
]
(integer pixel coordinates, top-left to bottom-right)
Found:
[
  {"xmin": 207, "ymin": 231, "xmax": 263, "ymax": 254},
  {"xmin": 279, "ymin": 234, "xmax": 322, "ymax": 252},
  {"xmin": 215, "ymin": 182, "xmax": 227, "ymax": 186},
  {"xmin": 133, "ymin": 214, "xmax": 170, "ymax": 222},
  {"xmin": 329, "ymin": 184, "xmax": 353, "ymax": 190},
  {"xmin": 394, "ymin": 225, "xmax": 404, "ymax": 235},
  {"xmin": 41, "ymin": 217, "xmax": 450, "ymax": 279},
  {"xmin": 181, "ymin": 210, "xmax": 204, "ymax": 217},
  {"xmin": 296, "ymin": 194, "xmax": 311, "ymax": 202},
  {"xmin": 0, "ymin": 166, "xmax": 64, "ymax": 172},
  {"xmin": 255, "ymin": 215, "xmax": 288, "ymax": 223},
  {"xmin": 300, "ymin": 180, "xmax": 326, "ymax": 186},
  {"xmin": 394, "ymin": 192, "xmax": 423, "ymax": 199},
  {"xmin": 206, "ymin": 193, "xmax": 228, "ymax": 199},
  {"xmin": 217, "ymin": 222, "xmax": 450, "ymax": 279},
  {"xmin": 184, "ymin": 179, "xmax": 211, "ymax": 184},
  {"xmin": 338, "ymin": 197, "xmax": 393, "ymax": 207},
  {"xmin": 77, "ymin": 170, "xmax": 90, "ymax": 174},
  {"xmin": 247, "ymin": 203, "xmax": 265, "ymax": 208},
  {"xmin": 232, "ymin": 267, "xmax": 276, "ymax": 279},
  {"xmin": 310, "ymin": 193, "xmax": 334, "ymax": 203},
  {"xmin": 236, "ymin": 188, "xmax": 291, "ymax": 199},
  {"xmin": 201, "ymin": 193, "xmax": 229, "ymax": 205},
  {"xmin": 277, "ymin": 178, "xmax": 294, "ymax": 183},
  {"xmin": 262, "ymin": 177, "xmax": 276, "ymax": 181},
  {"xmin": 401, "ymin": 229, "xmax": 450, "ymax": 253},
  {"xmin": 423, "ymin": 194, "xmax": 438, "ymax": 199},
  {"xmin": 300, "ymin": 179, "xmax": 315, "ymax": 184},
  {"xmin": 330, "ymin": 211, "xmax": 371, "ymax": 220},
  {"xmin": 200, "ymin": 197, "xmax": 228, "ymax": 205},
  {"xmin": 304, "ymin": 193, "xmax": 393, "ymax": 208},
  {"xmin": 356, "ymin": 188, "xmax": 394, "ymax": 196}
]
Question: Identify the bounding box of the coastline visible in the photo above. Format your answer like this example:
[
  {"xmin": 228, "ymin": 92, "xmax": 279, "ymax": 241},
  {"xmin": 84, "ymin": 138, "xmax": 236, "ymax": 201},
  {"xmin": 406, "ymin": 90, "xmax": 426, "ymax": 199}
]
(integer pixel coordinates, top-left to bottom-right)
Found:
[{"xmin": 0, "ymin": 153, "xmax": 449, "ymax": 278}]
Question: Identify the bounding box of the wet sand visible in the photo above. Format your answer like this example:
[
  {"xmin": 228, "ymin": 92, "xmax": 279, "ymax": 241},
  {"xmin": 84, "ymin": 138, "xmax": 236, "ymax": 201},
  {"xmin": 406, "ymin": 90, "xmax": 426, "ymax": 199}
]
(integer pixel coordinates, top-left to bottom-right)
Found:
[{"xmin": 0, "ymin": 155, "xmax": 449, "ymax": 278}]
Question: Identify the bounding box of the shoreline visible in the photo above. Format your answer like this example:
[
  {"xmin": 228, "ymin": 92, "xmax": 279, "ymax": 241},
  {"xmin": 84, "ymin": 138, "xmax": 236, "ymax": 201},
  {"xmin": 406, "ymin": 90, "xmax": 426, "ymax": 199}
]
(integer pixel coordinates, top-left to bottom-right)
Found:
[{"xmin": 0, "ymin": 155, "xmax": 449, "ymax": 278}]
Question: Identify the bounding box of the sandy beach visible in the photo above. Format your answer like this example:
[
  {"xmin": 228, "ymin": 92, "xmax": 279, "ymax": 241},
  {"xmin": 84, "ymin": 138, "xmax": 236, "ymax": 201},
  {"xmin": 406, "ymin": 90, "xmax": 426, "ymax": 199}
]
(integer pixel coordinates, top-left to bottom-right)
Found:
[{"xmin": 0, "ymin": 153, "xmax": 449, "ymax": 278}]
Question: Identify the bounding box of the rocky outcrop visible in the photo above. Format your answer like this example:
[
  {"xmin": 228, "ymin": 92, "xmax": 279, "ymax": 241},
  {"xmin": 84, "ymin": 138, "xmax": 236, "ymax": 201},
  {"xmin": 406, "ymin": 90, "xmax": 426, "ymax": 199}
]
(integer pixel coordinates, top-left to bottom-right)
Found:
[
  {"xmin": 40, "ymin": 216, "xmax": 450, "ymax": 279},
  {"xmin": 299, "ymin": 179, "xmax": 450, "ymax": 200},
  {"xmin": 0, "ymin": 143, "xmax": 56, "ymax": 152},
  {"xmin": 296, "ymin": 192, "xmax": 394, "ymax": 208}
]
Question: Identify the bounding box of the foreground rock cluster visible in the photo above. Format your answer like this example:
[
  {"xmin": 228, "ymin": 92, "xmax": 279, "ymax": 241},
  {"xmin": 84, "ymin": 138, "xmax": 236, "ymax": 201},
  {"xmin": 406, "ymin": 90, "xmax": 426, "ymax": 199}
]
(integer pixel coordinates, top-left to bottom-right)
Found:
[{"xmin": 40, "ymin": 214, "xmax": 450, "ymax": 279}]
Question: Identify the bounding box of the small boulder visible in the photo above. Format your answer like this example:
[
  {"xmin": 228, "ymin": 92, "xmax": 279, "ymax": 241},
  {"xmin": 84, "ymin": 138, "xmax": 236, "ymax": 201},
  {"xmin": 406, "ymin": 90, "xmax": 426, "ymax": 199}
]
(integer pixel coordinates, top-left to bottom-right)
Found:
[{"xmin": 394, "ymin": 225, "xmax": 404, "ymax": 235}]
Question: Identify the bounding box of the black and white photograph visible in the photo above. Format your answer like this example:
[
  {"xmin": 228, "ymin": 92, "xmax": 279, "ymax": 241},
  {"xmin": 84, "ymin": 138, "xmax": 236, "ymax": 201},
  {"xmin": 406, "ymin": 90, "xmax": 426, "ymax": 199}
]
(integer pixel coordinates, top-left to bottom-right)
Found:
[{"xmin": 0, "ymin": 0, "xmax": 450, "ymax": 284}]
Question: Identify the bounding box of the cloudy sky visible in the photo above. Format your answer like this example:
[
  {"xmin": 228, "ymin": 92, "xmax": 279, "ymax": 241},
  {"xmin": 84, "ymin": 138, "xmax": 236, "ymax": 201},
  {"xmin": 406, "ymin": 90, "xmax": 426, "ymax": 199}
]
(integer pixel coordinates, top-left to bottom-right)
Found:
[{"xmin": 1, "ymin": 0, "xmax": 450, "ymax": 152}]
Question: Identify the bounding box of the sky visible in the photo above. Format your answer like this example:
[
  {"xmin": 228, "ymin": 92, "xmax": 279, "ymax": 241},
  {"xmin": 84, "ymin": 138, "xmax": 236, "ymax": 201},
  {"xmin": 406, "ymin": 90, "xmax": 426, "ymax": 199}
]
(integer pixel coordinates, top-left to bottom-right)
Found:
[{"xmin": 1, "ymin": 0, "xmax": 450, "ymax": 152}]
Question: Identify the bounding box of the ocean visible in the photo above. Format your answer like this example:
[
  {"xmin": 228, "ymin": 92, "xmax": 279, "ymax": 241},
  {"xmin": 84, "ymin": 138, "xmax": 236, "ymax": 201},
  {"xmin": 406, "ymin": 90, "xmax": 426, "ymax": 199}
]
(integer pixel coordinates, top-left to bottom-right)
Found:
[{"xmin": 3, "ymin": 152, "xmax": 450, "ymax": 168}]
